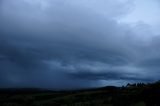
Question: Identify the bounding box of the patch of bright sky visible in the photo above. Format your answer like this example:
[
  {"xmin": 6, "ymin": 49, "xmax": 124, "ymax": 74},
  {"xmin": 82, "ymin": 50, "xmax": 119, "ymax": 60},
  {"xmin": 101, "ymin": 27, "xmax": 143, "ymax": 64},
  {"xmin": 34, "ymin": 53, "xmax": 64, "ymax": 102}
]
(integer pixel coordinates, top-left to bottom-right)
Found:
[
  {"xmin": 119, "ymin": 0, "xmax": 160, "ymax": 25},
  {"xmin": 118, "ymin": 0, "xmax": 160, "ymax": 36}
]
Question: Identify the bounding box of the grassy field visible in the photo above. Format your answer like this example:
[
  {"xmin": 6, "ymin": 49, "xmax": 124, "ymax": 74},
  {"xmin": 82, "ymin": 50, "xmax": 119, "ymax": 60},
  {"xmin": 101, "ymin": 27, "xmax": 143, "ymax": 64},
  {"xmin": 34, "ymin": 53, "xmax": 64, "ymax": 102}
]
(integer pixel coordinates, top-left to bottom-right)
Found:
[{"xmin": 0, "ymin": 81, "xmax": 160, "ymax": 106}]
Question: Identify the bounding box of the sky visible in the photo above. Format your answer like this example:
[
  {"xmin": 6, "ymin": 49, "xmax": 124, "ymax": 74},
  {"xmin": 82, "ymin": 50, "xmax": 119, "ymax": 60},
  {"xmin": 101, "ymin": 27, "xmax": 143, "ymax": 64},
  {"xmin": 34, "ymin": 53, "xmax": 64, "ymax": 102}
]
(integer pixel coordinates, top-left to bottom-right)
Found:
[{"xmin": 0, "ymin": 0, "xmax": 160, "ymax": 89}]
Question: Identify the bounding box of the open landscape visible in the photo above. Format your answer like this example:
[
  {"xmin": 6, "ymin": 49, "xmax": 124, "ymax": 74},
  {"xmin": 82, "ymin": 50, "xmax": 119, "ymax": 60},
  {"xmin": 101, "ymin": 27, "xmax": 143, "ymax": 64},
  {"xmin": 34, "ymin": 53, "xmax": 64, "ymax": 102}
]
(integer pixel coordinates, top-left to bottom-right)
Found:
[
  {"xmin": 1, "ymin": 0, "xmax": 160, "ymax": 106},
  {"xmin": 1, "ymin": 81, "xmax": 160, "ymax": 106}
]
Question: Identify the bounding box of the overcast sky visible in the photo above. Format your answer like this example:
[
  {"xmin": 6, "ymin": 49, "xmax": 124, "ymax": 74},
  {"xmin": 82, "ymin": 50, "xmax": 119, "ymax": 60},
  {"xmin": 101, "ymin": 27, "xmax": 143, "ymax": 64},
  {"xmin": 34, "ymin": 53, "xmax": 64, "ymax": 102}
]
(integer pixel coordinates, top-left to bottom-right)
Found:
[{"xmin": 0, "ymin": 0, "xmax": 160, "ymax": 89}]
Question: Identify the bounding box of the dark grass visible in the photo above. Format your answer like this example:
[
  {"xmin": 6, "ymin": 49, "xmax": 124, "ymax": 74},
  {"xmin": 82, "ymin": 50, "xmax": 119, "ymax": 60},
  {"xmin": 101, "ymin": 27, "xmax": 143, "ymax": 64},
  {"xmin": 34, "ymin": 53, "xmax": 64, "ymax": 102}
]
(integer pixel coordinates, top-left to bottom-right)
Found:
[{"xmin": 0, "ymin": 81, "xmax": 160, "ymax": 106}]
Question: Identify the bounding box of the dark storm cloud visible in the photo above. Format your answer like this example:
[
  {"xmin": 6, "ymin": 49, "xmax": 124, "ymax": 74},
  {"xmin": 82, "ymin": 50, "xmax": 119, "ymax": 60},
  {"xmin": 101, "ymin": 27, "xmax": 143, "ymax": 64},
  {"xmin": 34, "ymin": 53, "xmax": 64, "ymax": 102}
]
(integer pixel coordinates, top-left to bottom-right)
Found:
[{"xmin": 0, "ymin": 0, "xmax": 160, "ymax": 89}]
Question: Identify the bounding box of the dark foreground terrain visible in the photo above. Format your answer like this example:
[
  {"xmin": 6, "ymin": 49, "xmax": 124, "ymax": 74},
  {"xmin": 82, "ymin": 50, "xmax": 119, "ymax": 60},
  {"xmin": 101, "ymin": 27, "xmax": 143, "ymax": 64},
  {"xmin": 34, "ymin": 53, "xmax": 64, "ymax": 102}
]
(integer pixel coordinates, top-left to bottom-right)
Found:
[{"xmin": 1, "ymin": 81, "xmax": 160, "ymax": 106}]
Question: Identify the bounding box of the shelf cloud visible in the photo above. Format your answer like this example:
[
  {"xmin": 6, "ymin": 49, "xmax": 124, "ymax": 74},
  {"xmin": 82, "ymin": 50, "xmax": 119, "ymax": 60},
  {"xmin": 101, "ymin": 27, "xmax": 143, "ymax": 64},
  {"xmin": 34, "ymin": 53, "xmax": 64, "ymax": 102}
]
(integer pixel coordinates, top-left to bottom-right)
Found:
[{"xmin": 0, "ymin": 0, "xmax": 160, "ymax": 89}]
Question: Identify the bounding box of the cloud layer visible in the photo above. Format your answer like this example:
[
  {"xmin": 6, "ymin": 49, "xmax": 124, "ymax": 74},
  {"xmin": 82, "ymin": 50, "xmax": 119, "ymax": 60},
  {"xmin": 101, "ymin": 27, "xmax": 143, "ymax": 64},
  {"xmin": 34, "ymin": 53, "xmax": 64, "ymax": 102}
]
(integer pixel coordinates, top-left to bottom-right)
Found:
[{"xmin": 0, "ymin": 0, "xmax": 160, "ymax": 89}]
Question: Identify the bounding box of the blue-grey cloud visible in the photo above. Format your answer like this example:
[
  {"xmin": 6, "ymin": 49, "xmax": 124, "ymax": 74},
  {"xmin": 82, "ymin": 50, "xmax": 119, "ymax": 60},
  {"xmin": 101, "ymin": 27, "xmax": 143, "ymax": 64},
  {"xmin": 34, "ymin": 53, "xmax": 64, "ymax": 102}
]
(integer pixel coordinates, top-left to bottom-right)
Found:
[{"xmin": 0, "ymin": 0, "xmax": 160, "ymax": 89}]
